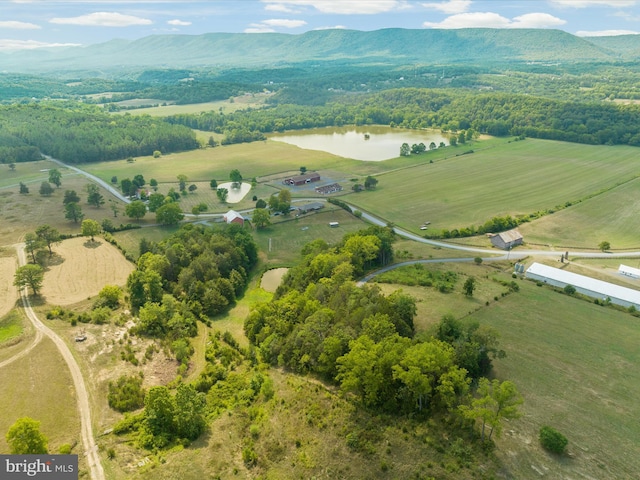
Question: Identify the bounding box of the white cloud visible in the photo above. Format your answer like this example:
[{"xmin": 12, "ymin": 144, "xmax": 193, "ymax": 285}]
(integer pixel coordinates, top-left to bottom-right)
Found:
[
  {"xmin": 511, "ymin": 13, "xmax": 566, "ymax": 28},
  {"xmin": 424, "ymin": 12, "xmax": 511, "ymax": 28},
  {"xmin": 421, "ymin": 0, "xmax": 471, "ymax": 14},
  {"xmin": 577, "ymin": 29, "xmax": 640, "ymax": 36},
  {"xmin": 167, "ymin": 19, "xmax": 191, "ymax": 26},
  {"xmin": 0, "ymin": 20, "xmax": 40, "ymax": 30},
  {"xmin": 0, "ymin": 39, "xmax": 81, "ymax": 52},
  {"xmin": 245, "ymin": 25, "xmax": 277, "ymax": 33},
  {"xmin": 261, "ymin": 1, "xmax": 404, "ymax": 14},
  {"xmin": 265, "ymin": 3, "xmax": 299, "ymax": 13},
  {"xmin": 550, "ymin": 0, "xmax": 636, "ymax": 8},
  {"xmin": 424, "ymin": 11, "xmax": 565, "ymax": 28},
  {"xmin": 50, "ymin": 12, "xmax": 153, "ymax": 27},
  {"xmin": 262, "ymin": 18, "xmax": 307, "ymax": 28}
]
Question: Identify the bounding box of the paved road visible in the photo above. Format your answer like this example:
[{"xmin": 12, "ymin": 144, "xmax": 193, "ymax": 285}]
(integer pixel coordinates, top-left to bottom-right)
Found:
[{"xmin": 15, "ymin": 244, "xmax": 105, "ymax": 480}]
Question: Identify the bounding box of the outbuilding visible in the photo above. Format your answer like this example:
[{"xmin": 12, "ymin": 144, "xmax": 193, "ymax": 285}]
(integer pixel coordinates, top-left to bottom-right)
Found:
[
  {"xmin": 619, "ymin": 264, "xmax": 640, "ymax": 279},
  {"xmin": 525, "ymin": 262, "xmax": 640, "ymax": 309},
  {"xmin": 490, "ymin": 229, "xmax": 523, "ymax": 250},
  {"xmin": 297, "ymin": 202, "xmax": 325, "ymax": 214},
  {"xmin": 283, "ymin": 172, "xmax": 321, "ymax": 186},
  {"xmin": 223, "ymin": 210, "xmax": 244, "ymax": 225}
]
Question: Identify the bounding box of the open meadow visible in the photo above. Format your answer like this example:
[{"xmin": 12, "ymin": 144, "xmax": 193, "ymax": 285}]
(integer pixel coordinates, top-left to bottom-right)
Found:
[{"xmin": 41, "ymin": 237, "xmax": 134, "ymax": 305}]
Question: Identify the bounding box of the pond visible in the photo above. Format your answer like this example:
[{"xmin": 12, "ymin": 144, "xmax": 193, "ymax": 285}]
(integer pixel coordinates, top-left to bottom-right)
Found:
[{"xmin": 270, "ymin": 126, "xmax": 450, "ymax": 161}]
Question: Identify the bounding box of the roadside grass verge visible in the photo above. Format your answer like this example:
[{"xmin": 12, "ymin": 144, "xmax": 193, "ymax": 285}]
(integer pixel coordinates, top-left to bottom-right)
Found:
[{"xmin": 0, "ymin": 310, "xmax": 24, "ymax": 344}]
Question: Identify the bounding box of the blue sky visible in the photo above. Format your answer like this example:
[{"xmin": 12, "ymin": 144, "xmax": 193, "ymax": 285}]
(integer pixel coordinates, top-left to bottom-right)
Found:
[{"xmin": 2, "ymin": 0, "xmax": 640, "ymax": 51}]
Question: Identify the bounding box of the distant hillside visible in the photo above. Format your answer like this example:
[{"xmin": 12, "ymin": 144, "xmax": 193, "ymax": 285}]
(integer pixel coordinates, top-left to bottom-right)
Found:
[{"xmin": 0, "ymin": 28, "xmax": 623, "ymax": 74}]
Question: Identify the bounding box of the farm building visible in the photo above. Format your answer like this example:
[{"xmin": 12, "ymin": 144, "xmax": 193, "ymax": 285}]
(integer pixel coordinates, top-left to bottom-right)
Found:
[
  {"xmin": 297, "ymin": 202, "xmax": 324, "ymax": 214},
  {"xmin": 490, "ymin": 229, "xmax": 523, "ymax": 250},
  {"xmin": 525, "ymin": 262, "xmax": 640, "ymax": 309},
  {"xmin": 619, "ymin": 264, "xmax": 640, "ymax": 279},
  {"xmin": 283, "ymin": 172, "xmax": 321, "ymax": 186},
  {"xmin": 223, "ymin": 210, "xmax": 244, "ymax": 225}
]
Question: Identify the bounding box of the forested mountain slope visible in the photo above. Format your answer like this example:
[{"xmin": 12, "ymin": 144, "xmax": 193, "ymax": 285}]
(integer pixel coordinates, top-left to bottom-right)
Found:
[{"xmin": 0, "ymin": 28, "xmax": 619, "ymax": 73}]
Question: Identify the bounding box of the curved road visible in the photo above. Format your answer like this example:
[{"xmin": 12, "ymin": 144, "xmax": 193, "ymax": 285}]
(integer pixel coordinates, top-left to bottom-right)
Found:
[{"xmin": 13, "ymin": 244, "xmax": 105, "ymax": 480}]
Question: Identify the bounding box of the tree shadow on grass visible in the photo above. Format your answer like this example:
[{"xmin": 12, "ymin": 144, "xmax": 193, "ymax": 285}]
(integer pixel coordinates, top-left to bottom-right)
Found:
[
  {"xmin": 83, "ymin": 240, "xmax": 102, "ymax": 249},
  {"xmin": 36, "ymin": 251, "xmax": 64, "ymax": 268}
]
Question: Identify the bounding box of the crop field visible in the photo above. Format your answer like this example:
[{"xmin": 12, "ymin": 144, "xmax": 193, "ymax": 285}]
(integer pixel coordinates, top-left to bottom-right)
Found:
[
  {"xmin": 518, "ymin": 175, "xmax": 640, "ymax": 249},
  {"xmin": 467, "ymin": 277, "xmax": 640, "ymax": 480},
  {"xmin": 40, "ymin": 237, "xmax": 134, "ymax": 305},
  {"xmin": 343, "ymin": 139, "xmax": 640, "ymax": 238},
  {"xmin": 0, "ymin": 257, "xmax": 17, "ymax": 318}
]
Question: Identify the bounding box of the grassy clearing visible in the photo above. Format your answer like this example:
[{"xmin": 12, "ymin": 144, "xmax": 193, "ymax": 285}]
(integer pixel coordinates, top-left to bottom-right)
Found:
[
  {"xmin": 467, "ymin": 277, "xmax": 640, "ymax": 480},
  {"xmin": 343, "ymin": 139, "xmax": 640, "ymax": 237},
  {"xmin": 0, "ymin": 337, "xmax": 81, "ymax": 455},
  {"xmin": 111, "ymin": 225, "xmax": 181, "ymax": 260},
  {"xmin": 41, "ymin": 237, "xmax": 135, "ymax": 306}
]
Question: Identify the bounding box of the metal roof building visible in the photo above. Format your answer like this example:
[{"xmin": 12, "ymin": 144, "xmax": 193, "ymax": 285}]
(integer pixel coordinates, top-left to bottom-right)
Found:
[
  {"xmin": 490, "ymin": 229, "xmax": 523, "ymax": 250},
  {"xmin": 619, "ymin": 264, "xmax": 640, "ymax": 279},
  {"xmin": 525, "ymin": 262, "xmax": 640, "ymax": 309}
]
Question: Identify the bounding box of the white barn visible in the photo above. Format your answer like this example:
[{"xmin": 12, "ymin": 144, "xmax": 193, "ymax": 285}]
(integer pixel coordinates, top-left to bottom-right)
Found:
[
  {"xmin": 525, "ymin": 262, "xmax": 640, "ymax": 309},
  {"xmin": 619, "ymin": 264, "xmax": 640, "ymax": 279}
]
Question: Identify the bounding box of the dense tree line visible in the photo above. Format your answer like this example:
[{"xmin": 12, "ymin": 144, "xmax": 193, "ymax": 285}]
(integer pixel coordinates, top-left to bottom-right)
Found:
[
  {"xmin": 166, "ymin": 87, "xmax": 640, "ymax": 147},
  {"xmin": 0, "ymin": 104, "xmax": 198, "ymax": 163}
]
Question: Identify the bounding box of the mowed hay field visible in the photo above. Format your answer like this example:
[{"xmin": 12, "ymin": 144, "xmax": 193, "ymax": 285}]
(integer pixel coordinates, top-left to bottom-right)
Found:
[
  {"xmin": 41, "ymin": 237, "xmax": 134, "ymax": 305},
  {"xmin": 0, "ymin": 256, "xmax": 18, "ymax": 318},
  {"xmin": 518, "ymin": 175, "xmax": 640, "ymax": 249},
  {"xmin": 467, "ymin": 278, "xmax": 640, "ymax": 479},
  {"xmin": 344, "ymin": 139, "xmax": 640, "ymax": 236}
]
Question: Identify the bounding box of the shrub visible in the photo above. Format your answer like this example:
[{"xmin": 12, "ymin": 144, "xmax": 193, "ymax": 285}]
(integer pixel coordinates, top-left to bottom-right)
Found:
[
  {"xmin": 108, "ymin": 375, "xmax": 146, "ymax": 412},
  {"xmin": 539, "ymin": 425, "xmax": 568, "ymax": 454}
]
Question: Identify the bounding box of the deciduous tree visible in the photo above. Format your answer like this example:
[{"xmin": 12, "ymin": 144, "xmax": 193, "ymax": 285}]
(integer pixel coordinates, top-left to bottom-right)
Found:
[
  {"xmin": 6, "ymin": 417, "xmax": 48, "ymax": 454},
  {"xmin": 156, "ymin": 203, "xmax": 184, "ymax": 225},
  {"xmin": 48, "ymin": 168, "xmax": 61, "ymax": 188},
  {"xmin": 14, "ymin": 264, "xmax": 44, "ymax": 296},
  {"xmin": 125, "ymin": 200, "xmax": 147, "ymax": 220},
  {"xmin": 39, "ymin": 181, "xmax": 53, "ymax": 196},
  {"xmin": 63, "ymin": 189, "xmax": 80, "ymax": 204},
  {"xmin": 251, "ymin": 208, "xmax": 270, "ymax": 229},
  {"xmin": 81, "ymin": 218, "xmax": 101, "ymax": 241},
  {"xmin": 64, "ymin": 202, "xmax": 84, "ymax": 223},
  {"xmin": 35, "ymin": 224, "xmax": 60, "ymax": 255}
]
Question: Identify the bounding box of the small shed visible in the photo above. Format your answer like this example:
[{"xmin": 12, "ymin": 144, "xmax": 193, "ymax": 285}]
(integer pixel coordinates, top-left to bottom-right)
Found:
[
  {"xmin": 283, "ymin": 172, "xmax": 321, "ymax": 186},
  {"xmin": 223, "ymin": 210, "xmax": 244, "ymax": 225},
  {"xmin": 490, "ymin": 229, "xmax": 523, "ymax": 250}
]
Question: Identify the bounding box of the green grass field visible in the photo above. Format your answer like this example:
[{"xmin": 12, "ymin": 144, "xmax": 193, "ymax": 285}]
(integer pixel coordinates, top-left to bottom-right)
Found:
[
  {"xmin": 342, "ymin": 139, "xmax": 640, "ymax": 239},
  {"xmin": 467, "ymin": 276, "xmax": 640, "ymax": 479},
  {"xmin": 0, "ymin": 311, "xmax": 23, "ymax": 343}
]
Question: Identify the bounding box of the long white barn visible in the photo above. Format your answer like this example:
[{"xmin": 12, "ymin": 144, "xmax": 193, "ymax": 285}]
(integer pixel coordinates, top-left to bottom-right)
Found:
[{"xmin": 525, "ymin": 262, "xmax": 640, "ymax": 309}]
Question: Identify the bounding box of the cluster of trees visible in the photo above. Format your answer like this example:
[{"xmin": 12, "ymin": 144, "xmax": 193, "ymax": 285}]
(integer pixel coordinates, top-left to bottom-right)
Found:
[
  {"xmin": 126, "ymin": 224, "xmax": 257, "ymax": 366},
  {"xmin": 0, "ymin": 104, "xmax": 198, "ymax": 164},
  {"xmin": 245, "ymin": 230, "xmax": 519, "ymax": 434}
]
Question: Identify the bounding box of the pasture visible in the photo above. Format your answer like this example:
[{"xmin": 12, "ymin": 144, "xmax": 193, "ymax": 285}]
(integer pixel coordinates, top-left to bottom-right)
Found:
[
  {"xmin": 467, "ymin": 278, "xmax": 640, "ymax": 480},
  {"xmin": 41, "ymin": 237, "xmax": 134, "ymax": 305},
  {"xmin": 0, "ymin": 162, "xmax": 129, "ymax": 246},
  {"xmin": 343, "ymin": 139, "xmax": 640, "ymax": 240},
  {"xmin": 518, "ymin": 175, "xmax": 640, "ymax": 249},
  {"xmin": 0, "ymin": 256, "xmax": 17, "ymax": 318}
]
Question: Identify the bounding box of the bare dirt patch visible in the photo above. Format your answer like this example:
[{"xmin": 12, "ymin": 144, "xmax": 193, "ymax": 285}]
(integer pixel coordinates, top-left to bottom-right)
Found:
[
  {"xmin": 260, "ymin": 268, "xmax": 288, "ymax": 293},
  {"xmin": 0, "ymin": 256, "xmax": 18, "ymax": 318},
  {"xmin": 41, "ymin": 237, "xmax": 134, "ymax": 305}
]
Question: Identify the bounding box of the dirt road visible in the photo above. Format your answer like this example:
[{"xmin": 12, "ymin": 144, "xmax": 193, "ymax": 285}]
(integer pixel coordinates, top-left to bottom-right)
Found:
[{"xmin": 14, "ymin": 244, "xmax": 105, "ymax": 480}]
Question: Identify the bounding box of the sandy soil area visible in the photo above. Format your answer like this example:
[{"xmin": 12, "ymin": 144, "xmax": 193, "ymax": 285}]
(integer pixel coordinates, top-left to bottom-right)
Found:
[{"xmin": 260, "ymin": 268, "xmax": 288, "ymax": 293}]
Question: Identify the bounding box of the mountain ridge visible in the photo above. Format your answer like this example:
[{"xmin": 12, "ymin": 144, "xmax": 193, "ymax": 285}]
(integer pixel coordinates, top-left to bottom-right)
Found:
[{"xmin": 0, "ymin": 28, "xmax": 633, "ymax": 74}]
